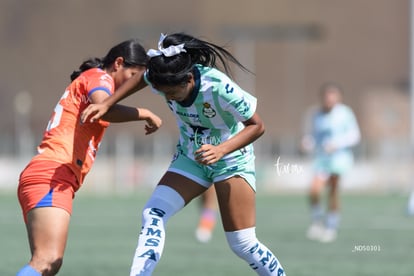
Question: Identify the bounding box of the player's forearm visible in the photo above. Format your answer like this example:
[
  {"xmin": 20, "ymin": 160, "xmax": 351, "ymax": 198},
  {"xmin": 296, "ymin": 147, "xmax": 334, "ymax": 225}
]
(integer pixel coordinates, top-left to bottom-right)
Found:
[
  {"xmin": 218, "ymin": 123, "xmax": 264, "ymax": 156},
  {"xmin": 104, "ymin": 73, "xmax": 147, "ymax": 108},
  {"xmin": 101, "ymin": 104, "xmax": 140, "ymax": 122},
  {"xmin": 102, "ymin": 105, "xmax": 159, "ymax": 123}
]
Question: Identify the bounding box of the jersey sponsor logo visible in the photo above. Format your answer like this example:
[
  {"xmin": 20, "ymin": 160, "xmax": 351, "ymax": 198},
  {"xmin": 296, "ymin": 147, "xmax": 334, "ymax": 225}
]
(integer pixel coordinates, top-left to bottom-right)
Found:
[
  {"xmin": 249, "ymin": 242, "xmax": 282, "ymax": 273},
  {"xmin": 202, "ymin": 102, "xmax": 216, "ymax": 118},
  {"xmin": 139, "ymin": 208, "xmax": 166, "ymax": 261},
  {"xmin": 176, "ymin": 110, "xmax": 199, "ymax": 118},
  {"xmin": 87, "ymin": 140, "xmax": 98, "ymax": 161}
]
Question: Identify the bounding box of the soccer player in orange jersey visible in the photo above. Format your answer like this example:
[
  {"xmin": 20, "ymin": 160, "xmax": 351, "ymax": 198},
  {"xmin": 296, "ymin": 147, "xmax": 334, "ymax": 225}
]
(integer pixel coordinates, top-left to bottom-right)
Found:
[
  {"xmin": 16, "ymin": 40, "xmax": 162, "ymax": 276},
  {"xmin": 195, "ymin": 185, "xmax": 218, "ymax": 243}
]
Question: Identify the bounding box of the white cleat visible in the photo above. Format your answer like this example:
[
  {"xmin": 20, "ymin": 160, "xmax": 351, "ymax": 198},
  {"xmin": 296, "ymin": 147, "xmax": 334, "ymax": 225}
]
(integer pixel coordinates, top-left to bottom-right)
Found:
[
  {"xmin": 195, "ymin": 227, "xmax": 213, "ymax": 243},
  {"xmin": 306, "ymin": 223, "xmax": 325, "ymax": 241},
  {"xmin": 319, "ymin": 228, "xmax": 337, "ymax": 243}
]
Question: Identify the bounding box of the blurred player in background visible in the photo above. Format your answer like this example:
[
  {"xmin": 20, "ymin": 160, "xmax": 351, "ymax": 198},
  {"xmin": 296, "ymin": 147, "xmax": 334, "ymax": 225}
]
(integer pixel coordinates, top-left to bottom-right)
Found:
[
  {"xmin": 407, "ymin": 190, "xmax": 414, "ymax": 215},
  {"xmin": 302, "ymin": 82, "xmax": 360, "ymax": 243},
  {"xmin": 195, "ymin": 185, "xmax": 218, "ymax": 243},
  {"xmin": 82, "ymin": 32, "xmax": 286, "ymax": 276},
  {"xmin": 16, "ymin": 40, "xmax": 161, "ymax": 276}
]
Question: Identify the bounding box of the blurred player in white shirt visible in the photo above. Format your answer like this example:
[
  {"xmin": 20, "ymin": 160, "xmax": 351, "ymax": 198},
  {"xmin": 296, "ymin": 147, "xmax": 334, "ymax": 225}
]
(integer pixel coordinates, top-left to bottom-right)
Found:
[{"xmin": 302, "ymin": 83, "xmax": 360, "ymax": 242}]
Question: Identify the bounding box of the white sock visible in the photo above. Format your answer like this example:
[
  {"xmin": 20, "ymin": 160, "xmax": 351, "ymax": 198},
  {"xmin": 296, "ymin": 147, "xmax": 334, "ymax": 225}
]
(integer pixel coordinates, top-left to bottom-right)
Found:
[
  {"xmin": 225, "ymin": 227, "xmax": 285, "ymax": 276},
  {"xmin": 310, "ymin": 204, "xmax": 324, "ymax": 223},
  {"xmin": 130, "ymin": 185, "xmax": 185, "ymax": 276},
  {"xmin": 326, "ymin": 211, "xmax": 340, "ymax": 230}
]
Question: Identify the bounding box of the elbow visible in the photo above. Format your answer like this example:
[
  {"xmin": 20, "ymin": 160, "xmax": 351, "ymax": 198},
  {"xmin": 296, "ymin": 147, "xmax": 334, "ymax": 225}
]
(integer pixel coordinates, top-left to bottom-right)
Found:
[{"xmin": 257, "ymin": 121, "xmax": 265, "ymax": 138}]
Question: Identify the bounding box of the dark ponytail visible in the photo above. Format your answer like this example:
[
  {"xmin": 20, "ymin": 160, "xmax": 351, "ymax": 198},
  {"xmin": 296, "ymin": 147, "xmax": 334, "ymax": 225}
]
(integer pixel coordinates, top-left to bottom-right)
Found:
[
  {"xmin": 147, "ymin": 33, "xmax": 250, "ymax": 86},
  {"xmin": 70, "ymin": 58, "xmax": 103, "ymax": 81},
  {"xmin": 70, "ymin": 39, "xmax": 148, "ymax": 81}
]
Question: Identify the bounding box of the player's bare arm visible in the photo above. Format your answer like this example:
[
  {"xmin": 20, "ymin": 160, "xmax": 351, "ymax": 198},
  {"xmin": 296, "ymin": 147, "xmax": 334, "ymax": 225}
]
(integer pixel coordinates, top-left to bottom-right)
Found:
[
  {"xmin": 195, "ymin": 113, "xmax": 264, "ymax": 165},
  {"xmin": 87, "ymin": 84, "xmax": 161, "ymax": 134},
  {"xmin": 81, "ymin": 69, "xmax": 148, "ymax": 123}
]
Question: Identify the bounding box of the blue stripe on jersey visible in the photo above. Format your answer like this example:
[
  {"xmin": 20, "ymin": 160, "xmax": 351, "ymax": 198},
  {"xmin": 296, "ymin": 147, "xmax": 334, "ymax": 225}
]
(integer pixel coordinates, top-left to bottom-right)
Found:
[
  {"xmin": 88, "ymin": 86, "xmax": 111, "ymax": 98},
  {"xmin": 35, "ymin": 188, "xmax": 54, "ymax": 207}
]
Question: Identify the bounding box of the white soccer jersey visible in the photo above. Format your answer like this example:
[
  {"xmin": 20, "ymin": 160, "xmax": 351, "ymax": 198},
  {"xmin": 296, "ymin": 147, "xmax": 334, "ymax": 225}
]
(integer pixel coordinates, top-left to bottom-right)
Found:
[{"xmin": 145, "ymin": 64, "xmax": 257, "ymax": 167}]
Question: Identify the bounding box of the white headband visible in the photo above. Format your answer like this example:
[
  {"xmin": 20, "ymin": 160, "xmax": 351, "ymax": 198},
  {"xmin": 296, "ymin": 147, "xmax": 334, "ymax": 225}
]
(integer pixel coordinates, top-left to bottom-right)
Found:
[{"xmin": 147, "ymin": 33, "xmax": 187, "ymax": 58}]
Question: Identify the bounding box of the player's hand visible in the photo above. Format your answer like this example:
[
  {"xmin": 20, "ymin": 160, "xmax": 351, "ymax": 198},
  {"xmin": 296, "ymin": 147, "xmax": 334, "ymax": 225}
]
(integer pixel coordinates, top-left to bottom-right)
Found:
[
  {"xmin": 81, "ymin": 103, "xmax": 110, "ymax": 123},
  {"xmin": 139, "ymin": 108, "xmax": 162, "ymax": 135},
  {"xmin": 194, "ymin": 144, "xmax": 225, "ymax": 165}
]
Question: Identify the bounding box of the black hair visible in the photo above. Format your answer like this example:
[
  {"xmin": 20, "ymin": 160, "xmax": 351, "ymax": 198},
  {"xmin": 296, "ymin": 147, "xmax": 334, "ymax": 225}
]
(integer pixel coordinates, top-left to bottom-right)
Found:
[
  {"xmin": 146, "ymin": 33, "xmax": 250, "ymax": 86},
  {"xmin": 70, "ymin": 39, "xmax": 148, "ymax": 81}
]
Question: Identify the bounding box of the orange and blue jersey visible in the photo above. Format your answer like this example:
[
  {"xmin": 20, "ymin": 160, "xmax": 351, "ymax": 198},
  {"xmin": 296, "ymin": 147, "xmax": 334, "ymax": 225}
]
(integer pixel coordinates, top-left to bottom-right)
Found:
[
  {"xmin": 32, "ymin": 68, "xmax": 114, "ymax": 188},
  {"xmin": 18, "ymin": 68, "xmax": 114, "ymax": 220}
]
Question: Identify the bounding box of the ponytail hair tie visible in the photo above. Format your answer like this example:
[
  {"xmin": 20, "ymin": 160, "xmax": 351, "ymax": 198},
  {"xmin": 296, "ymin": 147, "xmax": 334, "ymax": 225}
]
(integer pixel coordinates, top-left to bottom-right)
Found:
[{"xmin": 147, "ymin": 33, "xmax": 187, "ymax": 57}]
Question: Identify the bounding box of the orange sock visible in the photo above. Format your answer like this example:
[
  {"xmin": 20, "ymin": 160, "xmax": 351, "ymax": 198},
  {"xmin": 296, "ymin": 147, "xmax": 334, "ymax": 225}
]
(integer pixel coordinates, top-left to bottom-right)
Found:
[{"xmin": 198, "ymin": 208, "xmax": 217, "ymax": 231}]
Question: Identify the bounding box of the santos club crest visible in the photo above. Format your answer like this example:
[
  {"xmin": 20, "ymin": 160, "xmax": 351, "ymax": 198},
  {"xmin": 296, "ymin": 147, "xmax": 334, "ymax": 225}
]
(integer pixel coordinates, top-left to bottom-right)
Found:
[{"xmin": 202, "ymin": 102, "xmax": 216, "ymax": 118}]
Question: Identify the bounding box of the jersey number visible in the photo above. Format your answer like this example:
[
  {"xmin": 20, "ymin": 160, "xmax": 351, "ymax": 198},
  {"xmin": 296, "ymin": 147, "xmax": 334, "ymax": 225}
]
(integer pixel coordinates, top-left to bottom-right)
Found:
[{"xmin": 46, "ymin": 90, "xmax": 70, "ymax": 131}]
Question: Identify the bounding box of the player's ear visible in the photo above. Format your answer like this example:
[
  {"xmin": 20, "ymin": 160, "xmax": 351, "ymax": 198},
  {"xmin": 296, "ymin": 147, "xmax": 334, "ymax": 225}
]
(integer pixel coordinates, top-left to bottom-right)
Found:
[
  {"xmin": 114, "ymin": 57, "xmax": 125, "ymax": 71},
  {"xmin": 186, "ymin": 73, "xmax": 194, "ymax": 84}
]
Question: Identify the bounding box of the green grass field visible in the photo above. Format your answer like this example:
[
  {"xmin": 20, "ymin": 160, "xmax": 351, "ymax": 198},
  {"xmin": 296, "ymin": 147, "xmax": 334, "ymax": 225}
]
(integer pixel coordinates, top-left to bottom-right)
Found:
[{"xmin": 1, "ymin": 190, "xmax": 413, "ymax": 275}]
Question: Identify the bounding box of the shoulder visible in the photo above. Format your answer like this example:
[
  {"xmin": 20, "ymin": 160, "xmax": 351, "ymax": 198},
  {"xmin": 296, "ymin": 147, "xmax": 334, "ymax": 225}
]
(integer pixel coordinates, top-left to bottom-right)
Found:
[
  {"xmin": 335, "ymin": 104, "xmax": 355, "ymax": 115},
  {"xmin": 197, "ymin": 65, "xmax": 231, "ymax": 86},
  {"xmin": 82, "ymin": 68, "xmax": 113, "ymax": 89},
  {"xmin": 80, "ymin": 68, "xmax": 110, "ymax": 81},
  {"xmin": 81, "ymin": 68, "xmax": 104, "ymax": 78},
  {"xmin": 197, "ymin": 65, "xmax": 245, "ymax": 97}
]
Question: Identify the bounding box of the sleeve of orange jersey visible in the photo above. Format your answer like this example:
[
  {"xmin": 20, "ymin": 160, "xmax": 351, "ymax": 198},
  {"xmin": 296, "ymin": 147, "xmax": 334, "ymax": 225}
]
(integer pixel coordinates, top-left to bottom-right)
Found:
[{"xmin": 86, "ymin": 70, "xmax": 115, "ymax": 101}]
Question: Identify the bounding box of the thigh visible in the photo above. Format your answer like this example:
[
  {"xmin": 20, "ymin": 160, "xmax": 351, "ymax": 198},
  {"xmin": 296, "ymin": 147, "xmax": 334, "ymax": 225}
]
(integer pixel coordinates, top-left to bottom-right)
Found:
[
  {"xmin": 214, "ymin": 176, "xmax": 256, "ymax": 231},
  {"xmin": 327, "ymin": 174, "xmax": 340, "ymax": 192},
  {"xmin": 158, "ymin": 172, "xmax": 208, "ymax": 205},
  {"xmin": 26, "ymin": 207, "xmax": 71, "ymax": 259},
  {"xmin": 18, "ymin": 161, "xmax": 76, "ymax": 223}
]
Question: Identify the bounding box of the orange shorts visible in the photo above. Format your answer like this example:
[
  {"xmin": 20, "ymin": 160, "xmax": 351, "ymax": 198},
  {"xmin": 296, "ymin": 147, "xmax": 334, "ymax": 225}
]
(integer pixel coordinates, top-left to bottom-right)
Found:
[{"xmin": 18, "ymin": 160, "xmax": 79, "ymax": 223}]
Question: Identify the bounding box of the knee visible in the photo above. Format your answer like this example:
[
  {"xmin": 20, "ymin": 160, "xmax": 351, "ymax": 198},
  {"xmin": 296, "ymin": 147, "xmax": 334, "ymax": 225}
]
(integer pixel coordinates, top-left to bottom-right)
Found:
[
  {"xmin": 310, "ymin": 180, "xmax": 324, "ymax": 196},
  {"xmin": 309, "ymin": 188, "xmax": 319, "ymax": 199},
  {"xmin": 225, "ymin": 228, "xmax": 258, "ymax": 259},
  {"xmin": 140, "ymin": 185, "xmax": 185, "ymax": 226}
]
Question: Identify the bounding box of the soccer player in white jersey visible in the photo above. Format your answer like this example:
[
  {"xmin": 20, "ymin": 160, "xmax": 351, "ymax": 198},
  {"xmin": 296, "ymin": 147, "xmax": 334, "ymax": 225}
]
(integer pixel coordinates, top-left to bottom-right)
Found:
[
  {"xmin": 82, "ymin": 33, "xmax": 286, "ymax": 276},
  {"xmin": 302, "ymin": 83, "xmax": 360, "ymax": 243}
]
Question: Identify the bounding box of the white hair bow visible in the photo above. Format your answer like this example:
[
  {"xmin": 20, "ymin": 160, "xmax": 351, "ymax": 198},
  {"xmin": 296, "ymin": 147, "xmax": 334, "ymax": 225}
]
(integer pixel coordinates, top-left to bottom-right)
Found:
[{"xmin": 147, "ymin": 33, "xmax": 187, "ymax": 57}]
